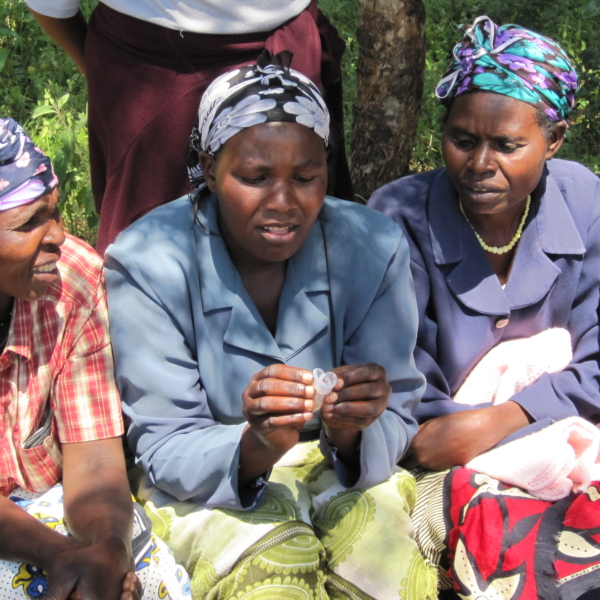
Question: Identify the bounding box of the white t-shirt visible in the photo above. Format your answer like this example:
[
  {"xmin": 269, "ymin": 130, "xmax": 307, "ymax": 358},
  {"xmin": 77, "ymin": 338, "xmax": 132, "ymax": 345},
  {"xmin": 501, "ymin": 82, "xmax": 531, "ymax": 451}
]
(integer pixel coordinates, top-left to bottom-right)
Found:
[{"xmin": 25, "ymin": 0, "xmax": 312, "ymax": 34}]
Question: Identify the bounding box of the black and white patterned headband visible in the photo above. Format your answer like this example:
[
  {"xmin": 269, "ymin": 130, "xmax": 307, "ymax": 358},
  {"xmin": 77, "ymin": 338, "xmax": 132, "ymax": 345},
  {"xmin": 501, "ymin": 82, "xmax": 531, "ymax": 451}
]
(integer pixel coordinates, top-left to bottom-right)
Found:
[{"xmin": 187, "ymin": 51, "xmax": 330, "ymax": 190}]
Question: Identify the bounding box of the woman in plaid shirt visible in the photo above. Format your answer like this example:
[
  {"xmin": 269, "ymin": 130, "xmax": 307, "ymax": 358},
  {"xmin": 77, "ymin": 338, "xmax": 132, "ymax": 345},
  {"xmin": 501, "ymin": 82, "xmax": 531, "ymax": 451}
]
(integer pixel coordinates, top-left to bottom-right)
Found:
[{"xmin": 0, "ymin": 118, "xmax": 190, "ymax": 600}]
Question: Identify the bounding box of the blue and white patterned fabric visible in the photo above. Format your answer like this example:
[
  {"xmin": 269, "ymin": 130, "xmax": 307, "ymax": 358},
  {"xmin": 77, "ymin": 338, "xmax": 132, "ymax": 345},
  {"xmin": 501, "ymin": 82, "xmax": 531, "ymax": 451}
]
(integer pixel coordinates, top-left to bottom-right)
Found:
[{"xmin": 436, "ymin": 15, "xmax": 578, "ymax": 122}]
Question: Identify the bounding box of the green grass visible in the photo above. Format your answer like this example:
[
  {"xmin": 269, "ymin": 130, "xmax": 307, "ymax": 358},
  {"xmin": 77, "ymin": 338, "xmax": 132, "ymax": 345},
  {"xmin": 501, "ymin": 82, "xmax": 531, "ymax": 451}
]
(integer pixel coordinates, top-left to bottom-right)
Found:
[{"xmin": 1, "ymin": 0, "xmax": 598, "ymax": 242}]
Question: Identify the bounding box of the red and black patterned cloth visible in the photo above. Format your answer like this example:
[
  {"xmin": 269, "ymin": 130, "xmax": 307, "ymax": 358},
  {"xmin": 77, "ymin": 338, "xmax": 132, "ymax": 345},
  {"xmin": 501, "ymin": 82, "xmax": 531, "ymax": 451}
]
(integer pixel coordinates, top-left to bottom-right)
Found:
[{"xmin": 443, "ymin": 468, "xmax": 600, "ymax": 599}]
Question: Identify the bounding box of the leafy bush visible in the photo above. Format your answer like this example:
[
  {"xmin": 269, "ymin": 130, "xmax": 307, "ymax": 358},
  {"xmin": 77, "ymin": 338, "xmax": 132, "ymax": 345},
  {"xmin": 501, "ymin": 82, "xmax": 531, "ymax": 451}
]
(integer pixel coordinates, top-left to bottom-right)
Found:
[
  {"xmin": 1, "ymin": 0, "xmax": 598, "ymax": 244},
  {"xmin": 324, "ymin": 0, "xmax": 600, "ymax": 175},
  {"xmin": 0, "ymin": 0, "xmax": 96, "ymax": 242}
]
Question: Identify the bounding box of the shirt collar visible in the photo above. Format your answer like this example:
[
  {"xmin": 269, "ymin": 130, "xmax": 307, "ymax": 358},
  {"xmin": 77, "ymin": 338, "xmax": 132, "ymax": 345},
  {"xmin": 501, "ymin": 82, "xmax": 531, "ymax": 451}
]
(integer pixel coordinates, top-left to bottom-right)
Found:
[{"xmin": 1, "ymin": 247, "xmax": 76, "ymax": 364}]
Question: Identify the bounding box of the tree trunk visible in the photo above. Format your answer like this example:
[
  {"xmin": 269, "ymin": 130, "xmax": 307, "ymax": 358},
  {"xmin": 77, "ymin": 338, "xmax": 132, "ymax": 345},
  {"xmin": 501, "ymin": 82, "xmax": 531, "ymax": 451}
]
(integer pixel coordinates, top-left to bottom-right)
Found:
[{"xmin": 350, "ymin": 0, "xmax": 426, "ymax": 202}]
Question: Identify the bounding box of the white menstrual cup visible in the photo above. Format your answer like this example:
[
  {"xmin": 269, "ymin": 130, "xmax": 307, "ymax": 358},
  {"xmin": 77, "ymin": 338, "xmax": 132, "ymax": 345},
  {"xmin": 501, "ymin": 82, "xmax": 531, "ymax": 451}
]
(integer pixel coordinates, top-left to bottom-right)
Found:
[{"xmin": 312, "ymin": 368, "xmax": 337, "ymax": 410}]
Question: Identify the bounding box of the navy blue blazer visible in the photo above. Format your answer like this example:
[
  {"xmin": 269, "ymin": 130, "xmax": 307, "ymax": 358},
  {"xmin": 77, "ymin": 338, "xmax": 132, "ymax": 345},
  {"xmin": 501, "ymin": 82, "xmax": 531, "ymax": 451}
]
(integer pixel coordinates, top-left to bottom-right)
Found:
[
  {"xmin": 105, "ymin": 194, "xmax": 424, "ymax": 509},
  {"xmin": 369, "ymin": 159, "xmax": 600, "ymax": 441}
]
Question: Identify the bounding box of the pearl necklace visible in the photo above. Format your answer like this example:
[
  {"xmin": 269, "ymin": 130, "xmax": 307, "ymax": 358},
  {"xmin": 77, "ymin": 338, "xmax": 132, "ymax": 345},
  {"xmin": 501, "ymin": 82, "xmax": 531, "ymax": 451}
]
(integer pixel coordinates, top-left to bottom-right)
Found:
[{"xmin": 459, "ymin": 196, "xmax": 531, "ymax": 255}]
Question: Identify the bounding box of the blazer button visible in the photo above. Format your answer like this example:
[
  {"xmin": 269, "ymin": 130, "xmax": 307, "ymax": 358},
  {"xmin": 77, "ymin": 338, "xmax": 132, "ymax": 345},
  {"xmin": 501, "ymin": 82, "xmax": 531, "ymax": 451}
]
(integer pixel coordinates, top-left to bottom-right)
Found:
[{"xmin": 495, "ymin": 317, "xmax": 509, "ymax": 329}]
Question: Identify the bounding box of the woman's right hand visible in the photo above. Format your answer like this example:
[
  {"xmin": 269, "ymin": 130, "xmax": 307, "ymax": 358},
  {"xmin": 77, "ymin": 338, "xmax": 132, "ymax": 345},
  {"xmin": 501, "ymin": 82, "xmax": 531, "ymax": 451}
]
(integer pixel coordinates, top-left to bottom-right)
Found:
[{"xmin": 242, "ymin": 364, "xmax": 315, "ymax": 455}]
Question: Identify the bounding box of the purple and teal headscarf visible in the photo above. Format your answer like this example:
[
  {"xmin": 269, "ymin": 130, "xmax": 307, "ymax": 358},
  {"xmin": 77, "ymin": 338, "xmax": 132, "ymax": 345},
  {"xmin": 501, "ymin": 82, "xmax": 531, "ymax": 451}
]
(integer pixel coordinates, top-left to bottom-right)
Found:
[
  {"xmin": 436, "ymin": 16, "xmax": 578, "ymax": 122},
  {"xmin": 188, "ymin": 50, "xmax": 330, "ymax": 190},
  {"xmin": 0, "ymin": 118, "xmax": 57, "ymax": 212}
]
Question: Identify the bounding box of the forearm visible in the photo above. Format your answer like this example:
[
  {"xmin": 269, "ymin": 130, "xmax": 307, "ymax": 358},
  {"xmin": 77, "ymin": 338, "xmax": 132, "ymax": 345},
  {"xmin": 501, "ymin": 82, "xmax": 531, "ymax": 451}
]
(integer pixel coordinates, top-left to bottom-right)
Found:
[
  {"xmin": 0, "ymin": 495, "xmax": 78, "ymax": 569},
  {"xmin": 62, "ymin": 439, "xmax": 133, "ymax": 550},
  {"xmin": 28, "ymin": 9, "xmax": 87, "ymax": 74},
  {"xmin": 407, "ymin": 401, "xmax": 532, "ymax": 470},
  {"xmin": 475, "ymin": 401, "xmax": 532, "ymax": 451}
]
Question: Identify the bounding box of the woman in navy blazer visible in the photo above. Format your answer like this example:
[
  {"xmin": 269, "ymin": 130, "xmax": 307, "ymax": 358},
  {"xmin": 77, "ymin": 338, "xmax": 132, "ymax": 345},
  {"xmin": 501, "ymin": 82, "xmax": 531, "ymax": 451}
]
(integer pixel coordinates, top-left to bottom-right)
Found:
[
  {"xmin": 369, "ymin": 17, "xmax": 600, "ymax": 600},
  {"xmin": 370, "ymin": 159, "xmax": 600, "ymax": 460}
]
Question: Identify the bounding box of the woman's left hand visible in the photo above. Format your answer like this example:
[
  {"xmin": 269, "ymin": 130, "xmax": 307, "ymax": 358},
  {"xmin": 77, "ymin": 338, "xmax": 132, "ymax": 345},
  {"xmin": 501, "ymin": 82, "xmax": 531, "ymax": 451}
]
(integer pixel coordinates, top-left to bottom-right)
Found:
[
  {"xmin": 320, "ymin": 363, "xmax": 391, "ymax": 468},
  {"xmin": 321, "ymin": 363, "xmax": 391, "ymax": 432}
]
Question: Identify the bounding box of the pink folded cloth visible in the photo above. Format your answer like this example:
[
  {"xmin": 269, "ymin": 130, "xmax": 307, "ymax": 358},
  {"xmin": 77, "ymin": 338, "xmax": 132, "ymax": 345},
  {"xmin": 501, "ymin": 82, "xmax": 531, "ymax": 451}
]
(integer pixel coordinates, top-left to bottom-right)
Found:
[
  {"xmin": 467, "ymin": 417, "xmax": 600, "ymax": 501},
  {"xmin": 452, "ymin": 327, "xmax": 600, "ymax": 500},
  {"xmin": 453, "ymin": 328, "xmax": 573, "ymax": 406}
]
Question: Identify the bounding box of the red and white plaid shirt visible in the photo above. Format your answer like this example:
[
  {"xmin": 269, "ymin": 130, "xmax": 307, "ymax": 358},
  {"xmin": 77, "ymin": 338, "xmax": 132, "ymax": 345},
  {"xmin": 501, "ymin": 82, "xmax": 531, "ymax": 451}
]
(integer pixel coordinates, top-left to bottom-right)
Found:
[{"xmin": 0, "ymin": 234, "xmax": 124, "ymax": 496}]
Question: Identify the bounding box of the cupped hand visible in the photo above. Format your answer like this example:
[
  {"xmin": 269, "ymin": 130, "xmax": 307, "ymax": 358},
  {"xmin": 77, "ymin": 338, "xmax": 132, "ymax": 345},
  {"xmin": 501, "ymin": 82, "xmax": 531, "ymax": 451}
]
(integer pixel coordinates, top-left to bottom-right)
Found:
[
  {"xmin": 401, "ymin": 401, "xmax": 531, "ymax": 471},
  {"xmin": 321, "ymin": 363, "xmax": 391, "ymax": 435},
  {"xmin": 242, "ymin": 364, "xmax": 315, "ymax": 455},
  {"xmin": 42, "ymin": 536, "xmax": 141, "ymax": 600}
]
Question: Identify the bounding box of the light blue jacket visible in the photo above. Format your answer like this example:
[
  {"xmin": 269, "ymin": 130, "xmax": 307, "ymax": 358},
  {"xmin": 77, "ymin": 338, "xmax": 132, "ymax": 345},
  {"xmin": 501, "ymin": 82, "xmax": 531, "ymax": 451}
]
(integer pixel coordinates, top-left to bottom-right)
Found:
[{"xmin": 105, "ymin": 194, "xmax": 424, "ymax": 509}]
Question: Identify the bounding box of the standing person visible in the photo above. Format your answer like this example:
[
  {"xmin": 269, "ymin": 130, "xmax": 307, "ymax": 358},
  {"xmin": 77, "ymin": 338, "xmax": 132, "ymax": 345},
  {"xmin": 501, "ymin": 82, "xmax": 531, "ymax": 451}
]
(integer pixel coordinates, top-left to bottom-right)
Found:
[
  {"xmin": 24, "ymin": 0, "xmax": 353, "ymax": 254},
  {"xmin": 0, "ymin": 117, "xmax": 190, "ymax": 600},
  {"xmin": 369, "ymin": 17, "xmax": 600, "ymax": 600},
  {"xmin": 104, "ymin": 54, "xmax": 438, "ymax": 600}
]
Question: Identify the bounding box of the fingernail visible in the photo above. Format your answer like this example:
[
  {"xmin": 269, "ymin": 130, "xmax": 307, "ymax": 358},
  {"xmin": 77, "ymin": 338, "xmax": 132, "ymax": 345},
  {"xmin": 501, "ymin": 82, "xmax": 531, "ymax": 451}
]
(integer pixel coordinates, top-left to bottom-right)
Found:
[
  {"xmin": 302, "ymin": 371, "xmax": 313, "ymax": 383},
  {"xmin": 305, "ymin": 399, "xmax": 315, "ymax": 411},
  {"xmin": 305, "ymin": 385, "xmax": 315, "ymax": 397}
]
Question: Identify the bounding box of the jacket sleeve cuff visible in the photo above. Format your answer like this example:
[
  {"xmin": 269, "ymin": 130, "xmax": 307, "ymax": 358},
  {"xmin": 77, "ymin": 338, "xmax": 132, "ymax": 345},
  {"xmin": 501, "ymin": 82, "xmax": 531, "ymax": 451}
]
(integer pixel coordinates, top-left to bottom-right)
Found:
[
  {"xmin": 509, "ymin": 372, "xmax": 579, "ymax": 423},
  {"xmin": 319, "ymin": 429, "xmax": 360, "ymax": 487},
  {"xmin": 416, "ymin": 398, "xmax": 493, "ymax": 421},
  {"xmin": 238, "ymin": 473, "xmax": 270, "ymax": 510},
  {"xmin": 320, "ymin": 412, "xmax": 410, "ymax": 490}
]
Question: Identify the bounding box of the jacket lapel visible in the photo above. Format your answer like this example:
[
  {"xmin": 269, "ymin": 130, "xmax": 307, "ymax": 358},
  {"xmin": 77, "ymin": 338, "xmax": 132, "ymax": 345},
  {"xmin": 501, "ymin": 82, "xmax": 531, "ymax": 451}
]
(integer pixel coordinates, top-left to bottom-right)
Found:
[
  {"xmin": 275, "ymin": 223, "xmax": 330, "ymax": 360},
  {"xmin": 429, "ymin": 171, "xmax": 509, "ymax": 315},
  {"xmin": 224, "ymin": 276, "xmax": 284, "ymax": 362},
  {"xmin": 505, "ymin": 170, "xmax": 584, "ymax": 309}
]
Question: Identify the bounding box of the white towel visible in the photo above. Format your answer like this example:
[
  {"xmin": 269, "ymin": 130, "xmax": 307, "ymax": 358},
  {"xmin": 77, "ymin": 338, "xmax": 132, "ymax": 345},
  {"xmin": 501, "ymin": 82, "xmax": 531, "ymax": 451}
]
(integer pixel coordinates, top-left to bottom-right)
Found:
[
  {"xmin": 453, "ymin": 327, "xmax": 600, "ymax": 500},
  {"xmin": 454, "ymin": 328, "xmax": 572, "ymax": 406},
  {"xmin": 467, "ymin": 416, "xmax": 600, "ymax": 501}
]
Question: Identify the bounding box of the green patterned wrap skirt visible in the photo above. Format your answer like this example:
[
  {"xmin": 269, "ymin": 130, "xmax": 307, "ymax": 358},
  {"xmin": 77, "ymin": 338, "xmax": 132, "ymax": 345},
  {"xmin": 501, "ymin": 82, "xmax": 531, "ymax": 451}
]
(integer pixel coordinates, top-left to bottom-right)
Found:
[{"xmin": 141, "ymin": 441, "xmax": 438, "ymax": 600}]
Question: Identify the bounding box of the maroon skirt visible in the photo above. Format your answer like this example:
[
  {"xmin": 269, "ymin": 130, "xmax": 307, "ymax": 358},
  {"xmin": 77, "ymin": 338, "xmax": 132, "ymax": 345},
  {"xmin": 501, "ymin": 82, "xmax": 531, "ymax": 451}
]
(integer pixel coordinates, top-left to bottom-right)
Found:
[{"xmin": 86, "ymin": 1, "xmax": 351, "ymax": 253}]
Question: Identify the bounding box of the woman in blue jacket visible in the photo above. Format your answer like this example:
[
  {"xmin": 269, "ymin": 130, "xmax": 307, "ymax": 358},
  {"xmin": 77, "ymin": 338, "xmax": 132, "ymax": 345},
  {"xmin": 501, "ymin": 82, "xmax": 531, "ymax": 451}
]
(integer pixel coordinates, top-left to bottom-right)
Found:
[
  {"xmin": 370, "ymin": 17, "xmax": 600, "ymax": 600},
  {"xmin": 105, "ymin": 53, "xmax": 437, "ymax": 600}
]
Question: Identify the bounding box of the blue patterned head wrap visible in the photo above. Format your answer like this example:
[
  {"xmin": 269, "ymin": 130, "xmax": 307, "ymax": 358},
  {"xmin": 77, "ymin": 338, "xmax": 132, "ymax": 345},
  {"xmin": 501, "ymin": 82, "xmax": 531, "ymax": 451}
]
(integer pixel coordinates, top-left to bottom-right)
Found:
[
  {"xmin": 0, "ymin": 118, "xmax": 57, "ymax": 212},
  {"xmin": 436, "ymin": 16, "xmax": 578, "ymax": 122},
  {"xmin": 188, "ymin": 50, "xmax": 330, "ymax": 190}
]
